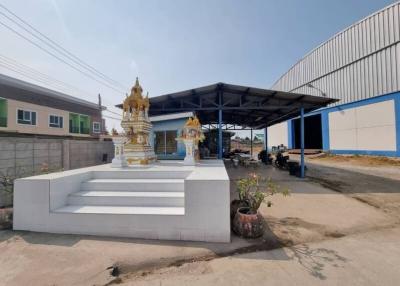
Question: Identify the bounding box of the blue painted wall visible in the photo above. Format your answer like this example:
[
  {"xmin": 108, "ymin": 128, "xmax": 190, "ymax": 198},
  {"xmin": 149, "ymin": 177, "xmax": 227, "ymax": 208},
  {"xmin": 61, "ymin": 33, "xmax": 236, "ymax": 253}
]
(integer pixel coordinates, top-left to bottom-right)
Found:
[
  {"xmin": 150, "ymin": 117, "xmax": 188, "ymax": 159},
  {"xmin": 287, "ymin": 91, "xmax": 400, "ymax": 157}
]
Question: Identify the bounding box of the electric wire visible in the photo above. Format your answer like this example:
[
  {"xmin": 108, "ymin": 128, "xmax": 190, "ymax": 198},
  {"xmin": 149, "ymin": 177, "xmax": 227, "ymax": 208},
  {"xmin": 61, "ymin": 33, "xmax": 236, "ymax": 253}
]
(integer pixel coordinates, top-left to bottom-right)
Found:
[
  {"xmin": 0, "ymin": 3, "xmax": 128, "ymax": 90},
  {"xmin": 0, "ymin": 54, "xmax": 90, "ymax": 96},
  {"xmin": 0, "ymin": 20, "xmax": 126, "ymax": 94}
]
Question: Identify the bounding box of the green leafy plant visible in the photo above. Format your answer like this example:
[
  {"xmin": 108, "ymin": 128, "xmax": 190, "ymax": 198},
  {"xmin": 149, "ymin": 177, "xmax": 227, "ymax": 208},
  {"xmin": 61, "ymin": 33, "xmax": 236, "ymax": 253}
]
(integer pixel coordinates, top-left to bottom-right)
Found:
[
  {"xmin": 0, "ymin": 168, "xmax": 18, "ymax": 194},
  {"xmin": 236, "ymin": 173, "xmax": 290, "ymax": 214}
]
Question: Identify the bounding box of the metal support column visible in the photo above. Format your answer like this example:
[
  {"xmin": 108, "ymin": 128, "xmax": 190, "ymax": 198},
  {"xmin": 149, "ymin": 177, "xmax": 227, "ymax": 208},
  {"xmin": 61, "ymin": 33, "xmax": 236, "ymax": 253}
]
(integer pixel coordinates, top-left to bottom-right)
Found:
[
  {"xmin": 264, "ymin": 127, "xmax": 268, "ymax": 151},
  {"xmin": 300, "ymin": 107, "xmax": 305, "ymax": 178},
  {"xmin": 250, "ymin": 128, "xmax": 253, "ymax": 157},
  {"xmin": 218, "ymin": 109, "xmax": 223, "ymax": 159}
]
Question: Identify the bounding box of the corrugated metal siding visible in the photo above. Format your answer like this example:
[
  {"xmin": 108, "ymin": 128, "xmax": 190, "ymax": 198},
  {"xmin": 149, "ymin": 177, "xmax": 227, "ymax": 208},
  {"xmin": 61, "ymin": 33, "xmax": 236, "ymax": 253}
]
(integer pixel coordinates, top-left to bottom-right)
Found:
[{"xmin": 271, "ymin": 2, "xmax": 400, "ymax": 106}]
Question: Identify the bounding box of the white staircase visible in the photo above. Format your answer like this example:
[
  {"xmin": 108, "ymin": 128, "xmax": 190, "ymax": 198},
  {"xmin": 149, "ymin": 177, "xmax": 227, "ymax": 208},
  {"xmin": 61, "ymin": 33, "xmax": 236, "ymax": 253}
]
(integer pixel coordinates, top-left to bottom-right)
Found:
[
  {"xmin": 14, "ymin": 161, "xmax": 231, "ymax": 242},
  {"xmin": 54, "ymin": 171, "xmax": 187, "ymax": 216}
]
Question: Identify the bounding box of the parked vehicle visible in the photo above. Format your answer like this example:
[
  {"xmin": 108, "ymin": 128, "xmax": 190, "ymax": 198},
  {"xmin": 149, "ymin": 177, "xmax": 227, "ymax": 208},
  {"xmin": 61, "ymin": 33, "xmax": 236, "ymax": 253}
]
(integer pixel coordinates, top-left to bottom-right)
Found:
[
  {"xmin": 275, "ymin": 150, "xmax": 289, "ymax": 169},
  {"xmin": 258, "ymin": 150, "xmax": 273, "ymax": 165}
]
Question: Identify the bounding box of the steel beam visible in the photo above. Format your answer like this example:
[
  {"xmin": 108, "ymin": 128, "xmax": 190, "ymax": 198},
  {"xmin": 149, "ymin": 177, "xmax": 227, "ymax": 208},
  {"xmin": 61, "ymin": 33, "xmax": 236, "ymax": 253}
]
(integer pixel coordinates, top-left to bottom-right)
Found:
[
  {"xmin": 300, "ymin": 107, "xmax": 305, "ymax": 178},
  {"xmin": 150, "ymin": 105, "xmax": 295, "ymax": 112},
  {"xmin": 218, "ymin": 91, "xmax": 223, "ymax": 159}
]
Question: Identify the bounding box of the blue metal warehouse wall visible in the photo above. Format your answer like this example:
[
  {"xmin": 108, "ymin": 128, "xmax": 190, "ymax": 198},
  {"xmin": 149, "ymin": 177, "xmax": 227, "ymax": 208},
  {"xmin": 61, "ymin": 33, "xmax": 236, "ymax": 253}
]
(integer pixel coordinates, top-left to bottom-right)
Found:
[
  {"xmin": 269, "ymin": 2, "xmax": 400, "ymax": 157},
  {"xmin": 286, "ymin": 91, "xmax": 400, "ymax": 157}
]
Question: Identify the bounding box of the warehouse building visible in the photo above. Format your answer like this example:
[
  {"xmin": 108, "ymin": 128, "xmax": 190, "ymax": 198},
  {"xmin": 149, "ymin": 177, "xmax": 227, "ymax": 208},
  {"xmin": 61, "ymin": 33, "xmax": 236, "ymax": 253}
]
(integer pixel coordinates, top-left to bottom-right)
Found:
[{"xmin": 268, "ymin": 2, "xmax": 400, "ymax": 157}]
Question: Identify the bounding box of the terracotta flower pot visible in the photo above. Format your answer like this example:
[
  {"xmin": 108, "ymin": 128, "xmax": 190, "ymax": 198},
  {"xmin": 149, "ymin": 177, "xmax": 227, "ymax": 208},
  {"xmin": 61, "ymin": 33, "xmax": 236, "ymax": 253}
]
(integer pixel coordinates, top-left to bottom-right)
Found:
[
  {"xmin": 230, "ymin": 199, "xmax": 249, "ymax": 221},
  {"xmin": 232, "ymin": 207, "xmax": 264, "ymax": 238}
]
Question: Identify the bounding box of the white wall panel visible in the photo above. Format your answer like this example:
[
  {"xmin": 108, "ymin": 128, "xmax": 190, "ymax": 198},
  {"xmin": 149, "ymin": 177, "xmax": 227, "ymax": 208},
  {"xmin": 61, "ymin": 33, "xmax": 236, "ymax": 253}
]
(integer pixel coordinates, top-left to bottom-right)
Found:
[
  {"xmin": 329, "ymin": 108, "xmax": 357, "ymax": 131},
  {"xmin": 355, "ymin": 100, "xmax": 395, "ymax": 128},
  {"xmin": 328, "ymin": 100, "xmax": 396, "ymax": 151},
  {"xmin": 267, "ymin": 121, "xmax": 288, "ymax": 148},
  {"xmin": 329, "ymin": 129, "xmax": 358, "ymax": 150},
  {"xmin": 357, "ymin": 125, "xmax": 396, "ymax": 151}
]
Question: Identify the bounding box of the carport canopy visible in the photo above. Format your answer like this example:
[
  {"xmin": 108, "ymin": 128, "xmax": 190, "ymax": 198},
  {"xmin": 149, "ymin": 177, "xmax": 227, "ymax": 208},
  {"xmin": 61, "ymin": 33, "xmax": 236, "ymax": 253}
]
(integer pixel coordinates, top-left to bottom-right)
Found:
[
  {"xmin": 117, "ymin": 82, "xmax": 337, "ymax": 129},
  {"xmin": 116, "ymin": 82, "xmax": 338, "ymax": 177},
  {"xmin": 141, "ymin": 82, "xmax": 338, "ymax": 129}
]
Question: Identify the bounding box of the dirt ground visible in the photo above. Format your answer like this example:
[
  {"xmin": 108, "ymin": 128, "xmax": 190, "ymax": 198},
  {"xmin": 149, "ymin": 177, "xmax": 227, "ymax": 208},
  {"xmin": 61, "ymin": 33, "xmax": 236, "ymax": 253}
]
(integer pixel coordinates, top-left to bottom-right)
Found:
[
  {"xmin": 299, "ymin": 153, "xmax": 400, "ymax": 181},
  {"xmin": 288, "ymin": 153, "xmax": 400, "ymax": 219},
  {"xmin": 310, "ymin": 153, "xmax": 400, "ymax": 167},
  {"xmin": 305, "ymin": 163, "xmax": 400, "ymax": 217},
  {"xmin": 225, "ymin": 163, "xmax": 398, "ymax": 245},
  {"xmin": 0, "ymin": 161, "xmax": 399, "ymax": 285}
]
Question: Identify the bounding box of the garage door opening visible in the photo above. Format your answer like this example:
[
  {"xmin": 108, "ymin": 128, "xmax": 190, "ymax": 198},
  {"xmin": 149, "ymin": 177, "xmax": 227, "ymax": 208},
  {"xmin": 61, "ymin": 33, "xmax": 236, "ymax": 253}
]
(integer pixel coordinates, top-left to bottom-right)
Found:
[{"xmin": 293, "ymin": 114, "xmax": 323, "ymax": 149}]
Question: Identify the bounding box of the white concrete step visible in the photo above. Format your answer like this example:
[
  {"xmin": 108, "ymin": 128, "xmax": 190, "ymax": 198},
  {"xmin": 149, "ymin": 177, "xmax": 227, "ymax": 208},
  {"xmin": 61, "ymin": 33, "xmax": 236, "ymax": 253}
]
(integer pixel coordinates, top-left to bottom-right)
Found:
[
  {"xmin": 81, "ymin": 179, "xmax": 184, "ymax": 192},
  {"xmin": 67, "ymin": 190, "xmax": 184, "ymax": 207},
  {"xmin": 92, "ymin": 170, "xmax": 191, "ymax": 179},
  {"xmin": 53, "ymin": 205, "xmax": 185, "ymax": 215}
]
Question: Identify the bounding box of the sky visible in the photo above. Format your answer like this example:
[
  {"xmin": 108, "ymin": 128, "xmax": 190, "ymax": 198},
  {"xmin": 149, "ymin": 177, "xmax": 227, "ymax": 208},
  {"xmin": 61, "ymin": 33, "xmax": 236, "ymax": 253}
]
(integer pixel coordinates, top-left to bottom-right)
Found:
[{"xmin": 0, "ymin": 0, "xmax": 395, "ymax": 134}]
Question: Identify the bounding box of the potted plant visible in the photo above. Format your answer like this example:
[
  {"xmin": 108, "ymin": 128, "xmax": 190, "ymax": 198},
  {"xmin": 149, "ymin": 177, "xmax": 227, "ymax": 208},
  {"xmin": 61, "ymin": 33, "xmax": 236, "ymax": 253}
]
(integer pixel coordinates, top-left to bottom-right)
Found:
[
  {"xmin": 232, "ymin": 173, "xmax": 289, "ymax": 238},
  {"xmin": 230, "ymin": 174, "xmax": 255, "ymax": 220}
]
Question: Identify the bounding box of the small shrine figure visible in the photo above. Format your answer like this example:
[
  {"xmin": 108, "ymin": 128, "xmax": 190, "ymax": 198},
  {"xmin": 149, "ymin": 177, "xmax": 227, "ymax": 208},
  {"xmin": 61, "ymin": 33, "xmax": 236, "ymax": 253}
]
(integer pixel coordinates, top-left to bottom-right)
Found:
[
  {"xmin": 111, "ymin": 136, "xmax": 128, "ymax": 168},
  {"xmin": 176, "ymin": 115, "xmax": 205, "ymax": 165}
]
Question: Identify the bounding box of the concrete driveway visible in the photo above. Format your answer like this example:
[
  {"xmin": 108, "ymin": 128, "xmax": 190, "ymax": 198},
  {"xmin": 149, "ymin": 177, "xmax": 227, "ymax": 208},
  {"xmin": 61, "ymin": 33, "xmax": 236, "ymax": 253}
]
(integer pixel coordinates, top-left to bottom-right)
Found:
[
  {"xmin": 125, "ymin": 226, "xmax": 400, "ymax": 286},
  {"xmin": 227, "ymin": 164, "xmax": 396, "ymax": 246},
  {"xmin": 0, "ymin": 163, "xmax": 398, "ymax": 285}
]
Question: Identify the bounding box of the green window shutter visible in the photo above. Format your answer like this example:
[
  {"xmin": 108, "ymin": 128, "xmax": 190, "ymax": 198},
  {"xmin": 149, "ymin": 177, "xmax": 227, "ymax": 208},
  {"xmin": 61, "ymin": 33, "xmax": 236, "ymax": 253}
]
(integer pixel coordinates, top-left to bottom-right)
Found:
[{"xmin": 0, "ymin": 99, "xmax": 7, "ymax": 127}]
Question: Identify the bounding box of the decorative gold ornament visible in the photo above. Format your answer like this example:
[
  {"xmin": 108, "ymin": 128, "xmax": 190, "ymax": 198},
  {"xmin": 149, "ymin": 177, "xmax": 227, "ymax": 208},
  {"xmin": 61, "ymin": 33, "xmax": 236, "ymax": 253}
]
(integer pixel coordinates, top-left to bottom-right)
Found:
[
  {"xmin": 122, "ymin": 77, "xmax": 150, "ymax": 120},
  {"xmin": 177, "ymin": 115, "xmax": 205, "ymax": 165},
  {"xmin": 179, "ymin": 115, "xmax": 204, "ymax": 142}
]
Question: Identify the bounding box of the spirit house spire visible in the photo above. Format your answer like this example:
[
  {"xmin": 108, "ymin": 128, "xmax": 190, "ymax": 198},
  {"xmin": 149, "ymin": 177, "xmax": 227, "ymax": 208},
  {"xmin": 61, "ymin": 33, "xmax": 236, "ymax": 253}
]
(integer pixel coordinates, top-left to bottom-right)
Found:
[{"xmin": 120, "ymin": 78, "xmax": 156, "ymax": 165}]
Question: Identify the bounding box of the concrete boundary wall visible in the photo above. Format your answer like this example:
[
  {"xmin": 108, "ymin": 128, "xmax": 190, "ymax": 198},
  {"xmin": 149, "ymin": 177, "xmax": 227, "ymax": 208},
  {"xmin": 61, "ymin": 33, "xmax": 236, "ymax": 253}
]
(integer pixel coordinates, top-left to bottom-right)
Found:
[{"xmin": 0, "ymin": 136, "xmax": 113, "ymax": 206}]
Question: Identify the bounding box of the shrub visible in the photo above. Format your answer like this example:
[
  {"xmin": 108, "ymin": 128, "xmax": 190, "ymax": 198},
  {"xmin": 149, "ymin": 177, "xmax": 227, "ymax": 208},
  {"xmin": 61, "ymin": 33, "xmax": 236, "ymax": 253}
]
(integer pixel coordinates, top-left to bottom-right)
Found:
[{"xmin": 236, "ymin": 173, "xmax": 290, "ymax": 214}]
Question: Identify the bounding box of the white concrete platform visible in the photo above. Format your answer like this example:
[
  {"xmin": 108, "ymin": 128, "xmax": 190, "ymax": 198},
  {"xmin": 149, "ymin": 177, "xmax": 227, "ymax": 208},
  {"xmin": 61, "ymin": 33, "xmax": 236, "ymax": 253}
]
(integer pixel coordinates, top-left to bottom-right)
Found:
[{"xmin": 13, "ymin": 160, "xmax": 230, "ymax": 242}]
